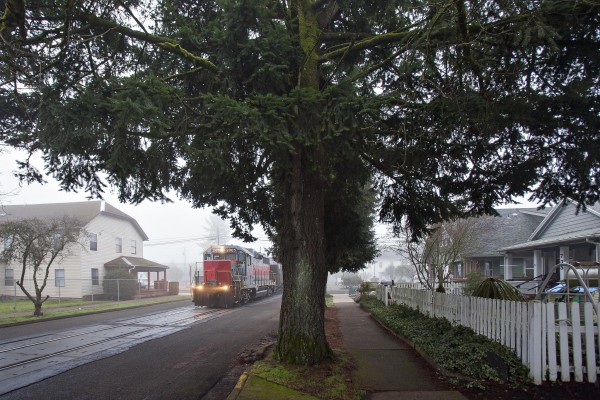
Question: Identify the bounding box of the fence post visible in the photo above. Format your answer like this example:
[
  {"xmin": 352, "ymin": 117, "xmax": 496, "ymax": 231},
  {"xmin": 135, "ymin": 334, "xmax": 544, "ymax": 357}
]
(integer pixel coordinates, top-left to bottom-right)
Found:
[
  {"xmin": 546, "ymin": 302, "xmax": 558, "ymax": 382},
  {"xmin": 571, "ymin": 301, "xmax": 583, "ymax": 382},
  {"xmin": 528, "ymin": 300, "xmax": 543, "ymax": 384},
  {"xmin": 383, "ymin": 285, "xmax": 388, "ymax": 306},
  {"xmin": 117, "ymin": 279, "xmax": 120, "ymax": 302},
  {"xmin": 584, "ymin": 302, "xmax": 596, "ymax": 384}
]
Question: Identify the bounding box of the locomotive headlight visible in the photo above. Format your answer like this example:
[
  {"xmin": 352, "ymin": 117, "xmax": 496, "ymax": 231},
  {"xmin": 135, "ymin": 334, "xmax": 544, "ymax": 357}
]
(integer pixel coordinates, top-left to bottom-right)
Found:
[
  {"xmin": 221, "ymin": 285, "xmax": 229, "ymax": 291},
  {"xmin": 195, "ymin": 284, "xmax": 203, "ymax": 290}
]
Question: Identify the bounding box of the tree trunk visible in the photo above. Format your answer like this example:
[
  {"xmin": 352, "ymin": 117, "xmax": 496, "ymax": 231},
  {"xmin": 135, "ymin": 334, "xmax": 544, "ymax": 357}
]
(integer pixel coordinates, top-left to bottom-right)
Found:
[
  {"xmin": 273, "ymin": 145, "xmax": 332, "ymax": 365},
  {"xmin": 33, "ymin": 302, "xmax": 43, "ymax": 316},
  {"xmin": 273, "ymin": 0, "xmax": 332, "ymax": 365}
]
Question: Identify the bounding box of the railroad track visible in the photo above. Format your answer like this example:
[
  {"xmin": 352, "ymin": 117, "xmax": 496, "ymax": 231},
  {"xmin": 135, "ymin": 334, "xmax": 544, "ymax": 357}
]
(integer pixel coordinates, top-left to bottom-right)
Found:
[{"xmin": 0, "ymin": 305, "xmax": 234, "ymax": 384}]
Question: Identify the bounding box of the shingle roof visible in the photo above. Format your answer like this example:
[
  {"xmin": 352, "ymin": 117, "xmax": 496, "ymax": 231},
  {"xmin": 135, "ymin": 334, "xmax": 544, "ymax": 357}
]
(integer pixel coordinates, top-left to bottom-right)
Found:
[
  {"xmin": 499, "ymin": 200, "xmax": 600, "ymax": 251},
  {"xmin": 104, "ymin": 256, "xmax": 168, "ymax": 271},
  {"xmin": 462, "ymin": 208, "xmax": 549, "ymax": 258},
  {"xmin": 0, "ymin": 201, "xmax": 148, "ymax": 240},
  {"xmin": 0, "ymin": 201, "xmax": 101, "ymax": 225}
]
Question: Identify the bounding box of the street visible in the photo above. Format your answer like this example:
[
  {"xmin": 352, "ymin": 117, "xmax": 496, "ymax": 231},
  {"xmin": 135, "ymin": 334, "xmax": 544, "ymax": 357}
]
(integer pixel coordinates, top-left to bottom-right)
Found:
[{"xmin": 0, "ymin": 295, "xmax": 281, "ymax": 399}]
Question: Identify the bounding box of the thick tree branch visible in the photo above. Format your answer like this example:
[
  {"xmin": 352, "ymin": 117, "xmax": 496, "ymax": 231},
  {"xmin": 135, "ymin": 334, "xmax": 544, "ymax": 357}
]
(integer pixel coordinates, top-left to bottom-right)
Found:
[{"xmin": 83, "ymin": 14, "xmax": 218, "ymax": 72}]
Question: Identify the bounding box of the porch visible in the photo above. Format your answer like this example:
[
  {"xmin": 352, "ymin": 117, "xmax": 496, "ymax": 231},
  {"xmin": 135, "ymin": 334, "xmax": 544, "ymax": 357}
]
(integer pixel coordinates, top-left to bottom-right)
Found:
[{"xmin": 104, "ymin": 256, "xmax": 172, "ymax": 298}]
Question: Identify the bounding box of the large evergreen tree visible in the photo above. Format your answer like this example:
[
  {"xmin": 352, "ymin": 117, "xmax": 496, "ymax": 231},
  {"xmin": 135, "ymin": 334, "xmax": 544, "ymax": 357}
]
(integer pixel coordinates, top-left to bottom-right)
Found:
[{"xmin": 1, "ymin": 0, "xmax": 599, "ymax": 364}]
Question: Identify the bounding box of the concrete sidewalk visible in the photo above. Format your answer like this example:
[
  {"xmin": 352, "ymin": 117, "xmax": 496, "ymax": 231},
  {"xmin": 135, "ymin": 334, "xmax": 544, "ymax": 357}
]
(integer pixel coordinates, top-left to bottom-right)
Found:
[
  {"xmin": 333, "ymin": 293, "xmax": 467, "ymax": 400},
  {"xmin": 228, "ymin": 293, "xmax": 469, "ymax": 400}
]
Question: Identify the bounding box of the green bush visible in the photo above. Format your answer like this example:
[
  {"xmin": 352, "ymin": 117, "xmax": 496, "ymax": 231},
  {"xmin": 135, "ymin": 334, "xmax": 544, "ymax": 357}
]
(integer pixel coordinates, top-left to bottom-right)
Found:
[
  {"xmin": 102, "ymin": 269, "xmax": 139, "ymax": 300},
  {"xmin": 472, "ymin": 278, "xmax": 525, "ymax": 301},
  {"xmin": 358, "ymin": 281, "xmax": 373, "ymax": 294},
  {"xmin": 463, "ymin": 270, "xmax": 484, "ymax": 296}
]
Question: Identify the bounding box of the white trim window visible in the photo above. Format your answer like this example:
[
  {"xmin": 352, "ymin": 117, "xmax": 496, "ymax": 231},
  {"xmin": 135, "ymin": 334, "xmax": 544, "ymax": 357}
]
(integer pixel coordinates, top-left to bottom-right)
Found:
[
  {"xmin": 90, "ymin": 233, "xmax": 98, "ymax": 251},
  {"xmin": 131, "ymin": 240, "xmax": 137, "ymax": 255},
  {"xmin": 91, "ymin": 268, "xmax": 99, "ymax": 285},
  {"xmin": 115, "ymin": 237, "xmax": 122, "ymax": 253},
  {"xmin": 5, "ymin": 269, "xmax": 14, "ymax": 286},
  {"xmin": 55, "ymin": 269, "xmax": 65, "ymax": 287}
]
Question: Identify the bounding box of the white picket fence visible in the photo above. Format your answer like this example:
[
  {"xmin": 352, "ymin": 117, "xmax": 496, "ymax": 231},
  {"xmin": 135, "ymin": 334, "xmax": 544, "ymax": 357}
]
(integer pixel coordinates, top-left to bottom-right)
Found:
[
  {"xmin": 391, "ymin": 281, "xmax": 465, "ymax": 295},
  {"xmin": 376, "ymin": 285, "xmax": 599, "ymax": 385}
]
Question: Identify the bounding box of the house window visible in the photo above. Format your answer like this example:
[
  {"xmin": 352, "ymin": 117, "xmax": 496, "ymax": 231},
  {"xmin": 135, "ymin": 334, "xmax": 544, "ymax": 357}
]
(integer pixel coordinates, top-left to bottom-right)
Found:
[
  {"xmin": 5, "ymin": 269, "xmax": 14, "ymax": 286},
  {"xmin": 91, "ymin": 268, "xmax": 99, "ymax": 285},
  {"xmin": 524, "ymin": 259, "xmax": 534, "ymax": 278},
  {"xmin": 484, "ymin": 261, "xmax": 492, "ymax": 277},
  {"xmin": 4, "ymin": 236, "xmax": 12, "ymax": 250},
  {"xmin": 53, "ymin": 233, "xmax": 62, "ymax": 251},
  {"xmin": 115, "ymin": 237, "xmax": 122, "ymax": 253},
  {"xmin": 55, "ymin": 269, "xmax": 65, "ymax": 287},
  {"xmin": 131, "ymin": 240, "xmax": 137, "ymax": 255},
  {"xmin": 90, "ymin": 233, "xmax": 98, "ymax": 251}
]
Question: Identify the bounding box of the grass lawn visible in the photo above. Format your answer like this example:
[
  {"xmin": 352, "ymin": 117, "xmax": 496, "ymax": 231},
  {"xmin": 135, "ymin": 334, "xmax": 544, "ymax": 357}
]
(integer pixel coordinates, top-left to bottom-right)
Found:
[{"xmin": 0, "ymin": 295, "xmax": 190, "ymax": 325}]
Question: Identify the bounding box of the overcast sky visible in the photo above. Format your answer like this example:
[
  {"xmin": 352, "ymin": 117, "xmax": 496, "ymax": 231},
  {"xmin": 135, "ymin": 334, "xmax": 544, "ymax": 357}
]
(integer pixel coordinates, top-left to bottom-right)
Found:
[
  {"xmin": 1, "ymin": 147, "xmax": 541, "ymax": 275},
  {"xmin": 0, "ymin": 148, "xmax": 270, "ymax": 267}
]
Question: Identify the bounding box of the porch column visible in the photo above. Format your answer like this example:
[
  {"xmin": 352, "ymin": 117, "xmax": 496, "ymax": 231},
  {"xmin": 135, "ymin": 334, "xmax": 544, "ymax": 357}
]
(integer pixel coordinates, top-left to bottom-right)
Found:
[
  {"xmin": 595, "ymin": 243, "xmax": 600, "ymax": 263},
  {"xmin": 533, "ymin": 250, "xmax": 543, "ymax": 278},
  {"xmin": 146, "ymin": 272, "xmax": 150, "ymax": 290},
  {"xmin": 559, "ymin": 246, "xmax": 570, "ymax": 280},
  {"xmin": 504, "ymin": 253, "xmax": 513, "ymax": 280}
]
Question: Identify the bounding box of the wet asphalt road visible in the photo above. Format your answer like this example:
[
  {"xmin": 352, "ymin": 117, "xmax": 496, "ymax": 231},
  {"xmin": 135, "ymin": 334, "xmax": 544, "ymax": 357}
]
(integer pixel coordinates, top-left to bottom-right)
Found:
[{"xmin": 0, "ymin": 295, "xmax": 281, "ymax": 400}]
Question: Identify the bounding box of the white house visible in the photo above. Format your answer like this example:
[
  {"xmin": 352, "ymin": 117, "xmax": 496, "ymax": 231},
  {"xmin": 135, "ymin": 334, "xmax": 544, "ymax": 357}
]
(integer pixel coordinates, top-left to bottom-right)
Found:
[{"xmin": 0, "ymin": 201, "xmax": 168, "ymax": 299}]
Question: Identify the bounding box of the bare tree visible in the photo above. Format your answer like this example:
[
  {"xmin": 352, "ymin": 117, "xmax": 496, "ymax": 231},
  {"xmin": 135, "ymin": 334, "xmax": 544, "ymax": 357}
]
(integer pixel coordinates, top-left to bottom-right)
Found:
[
  {"xmin": 0, "ymin": 216, "xmax": 84, "ymax": 316},
  {"xmin": 382, "ymin": 262, "xmax": 414, "ymax": 283},
  {"xmin": 392, "ymin": 218, "xmax": 482, "ymax": 292},
  {"xmin": 202, "ymin": 214, "xmax": 232, "ymax": 246}
]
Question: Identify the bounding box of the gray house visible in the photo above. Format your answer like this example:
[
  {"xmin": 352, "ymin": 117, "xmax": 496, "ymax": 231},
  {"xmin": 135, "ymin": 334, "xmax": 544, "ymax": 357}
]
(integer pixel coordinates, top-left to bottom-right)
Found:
[
  {"xmin": 449, "ymin": 208, "xmax": 548, "ymax": 280},
  {"xmin": 500, "ymin": 200, "xmax": 600, "ymax": 284}
]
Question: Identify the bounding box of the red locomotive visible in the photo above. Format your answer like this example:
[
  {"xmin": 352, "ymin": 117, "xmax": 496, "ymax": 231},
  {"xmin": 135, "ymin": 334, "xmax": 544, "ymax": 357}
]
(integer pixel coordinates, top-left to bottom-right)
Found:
[{"xmin": 192, "ymin": 245, "xmax": 282, "ymax": 307}]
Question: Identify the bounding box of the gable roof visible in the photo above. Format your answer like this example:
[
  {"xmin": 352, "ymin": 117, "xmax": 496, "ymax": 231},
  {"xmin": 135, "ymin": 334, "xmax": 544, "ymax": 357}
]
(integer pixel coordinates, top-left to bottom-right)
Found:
[
  {"xmin": 529, "ymin": 199, "xmax": 600, "ymax": 241},
  {"xmin": 0, "ymin": 201, "xmax": 148, "ymax": 241},
  {"xmin": 462, "ymin": 208, "xmax": 549, "ymax": 258},
  {"xmin": 499, "ymin": 200, "xmax": 600, "ymax": 252},
  {"xmin": 104, "ymin": 256, "xmax": 168, "ymax": 271}
]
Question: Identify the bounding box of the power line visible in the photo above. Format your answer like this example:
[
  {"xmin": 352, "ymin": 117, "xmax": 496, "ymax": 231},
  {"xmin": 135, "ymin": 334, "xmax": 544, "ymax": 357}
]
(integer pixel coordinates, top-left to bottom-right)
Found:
[{"xmin": 144, "ymin": 235, "xmax": 272, "ymax": 247}]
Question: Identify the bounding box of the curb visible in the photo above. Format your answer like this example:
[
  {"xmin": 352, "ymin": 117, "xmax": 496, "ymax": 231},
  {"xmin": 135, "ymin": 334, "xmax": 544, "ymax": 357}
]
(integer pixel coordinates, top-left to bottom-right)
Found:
[{"xmin": 226, "ymin": 372, "xmax": 249, "ymax": 400}]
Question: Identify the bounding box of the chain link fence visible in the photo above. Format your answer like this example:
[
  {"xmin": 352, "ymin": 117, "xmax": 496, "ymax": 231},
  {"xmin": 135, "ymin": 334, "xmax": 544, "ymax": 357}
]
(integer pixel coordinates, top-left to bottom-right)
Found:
[{"xmin": 1, "ymin": 278, "xmax": 166, "ymax": 309}]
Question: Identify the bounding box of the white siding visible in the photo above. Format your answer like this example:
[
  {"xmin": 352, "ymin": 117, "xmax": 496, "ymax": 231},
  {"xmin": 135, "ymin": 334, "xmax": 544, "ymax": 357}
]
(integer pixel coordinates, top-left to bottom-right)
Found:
[
  {"xmin": 0, "ymin": 212, "xmax": 146, "ymax": 299},
  {"xmin": 80, "ymin": 214, "xmax": 145, "ymax": 297},
  {"xmin": 0, "ymin": 238, "xmax": 85, "ymax": 299}
]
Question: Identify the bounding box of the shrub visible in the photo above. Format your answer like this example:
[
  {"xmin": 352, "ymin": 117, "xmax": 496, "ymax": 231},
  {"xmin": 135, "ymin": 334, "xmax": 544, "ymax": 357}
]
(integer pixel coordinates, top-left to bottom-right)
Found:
[
  {"xmin": 463, "ymin": 269, "xmax": 484, "ymax": 296},
  {"xmin": 472, "ymin": 278, "xmax": 525, "ymax": 301},
  {"xmin": 358, "ymin": 281, "xmax": 373, "ymax": 294},
  {"xmin": 102, "ymin": 269, "xmax": 139, "ymax": 300},
  {"xmin": 360, "ymin": 297, "xmax": 530, "ymax": 388}
]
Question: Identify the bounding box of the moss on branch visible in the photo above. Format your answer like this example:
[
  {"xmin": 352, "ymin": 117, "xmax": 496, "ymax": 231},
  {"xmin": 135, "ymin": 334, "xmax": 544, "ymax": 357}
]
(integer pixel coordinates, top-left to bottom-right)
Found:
[{"xmin": 84, "ymin": 14, "xmax": 217, "ymax": 72}]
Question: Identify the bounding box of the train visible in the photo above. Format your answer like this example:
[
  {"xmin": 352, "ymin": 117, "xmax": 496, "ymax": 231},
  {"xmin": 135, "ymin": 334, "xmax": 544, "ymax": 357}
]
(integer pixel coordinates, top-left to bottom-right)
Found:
[{"xmin": 192, "ymin": 245, "xmax": 282, "ymax": 308}]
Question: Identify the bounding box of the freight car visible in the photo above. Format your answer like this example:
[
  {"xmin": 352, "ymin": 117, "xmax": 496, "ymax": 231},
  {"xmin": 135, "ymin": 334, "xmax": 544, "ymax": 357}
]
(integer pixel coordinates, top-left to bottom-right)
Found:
[{"xmin": 192, "ymin": 245, "xmax": 282, "ymax": 308}]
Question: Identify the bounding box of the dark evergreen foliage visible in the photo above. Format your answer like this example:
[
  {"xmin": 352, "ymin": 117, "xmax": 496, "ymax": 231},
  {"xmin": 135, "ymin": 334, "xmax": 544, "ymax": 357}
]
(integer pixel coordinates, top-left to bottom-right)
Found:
[{"xmin": 1, "ymin": 0, "xmax": 599, "ymax": 363}]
